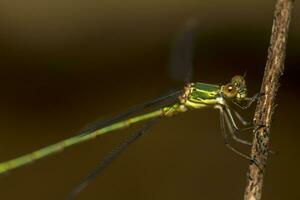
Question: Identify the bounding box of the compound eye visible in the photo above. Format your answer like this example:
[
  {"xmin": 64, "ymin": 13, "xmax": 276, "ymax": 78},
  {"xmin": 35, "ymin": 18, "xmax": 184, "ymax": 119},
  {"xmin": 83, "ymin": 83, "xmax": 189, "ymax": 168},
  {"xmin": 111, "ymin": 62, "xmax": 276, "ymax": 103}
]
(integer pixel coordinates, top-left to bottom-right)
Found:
[
  {"xmin": 231, "ymin": 75, "xmax": 245, "ymax": 87},
  {"xmin": 223, "ymin": 84, "xmax": 237, "ymax": 98}
]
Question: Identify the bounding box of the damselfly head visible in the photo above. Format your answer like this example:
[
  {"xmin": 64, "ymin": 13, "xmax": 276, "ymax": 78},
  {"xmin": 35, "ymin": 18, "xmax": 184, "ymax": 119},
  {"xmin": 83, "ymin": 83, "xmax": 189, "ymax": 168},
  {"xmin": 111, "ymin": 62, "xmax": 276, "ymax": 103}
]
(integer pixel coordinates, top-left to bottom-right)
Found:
[{"xmin": 222, "ymin": 75, "xmax": 247, "ymax": 101}]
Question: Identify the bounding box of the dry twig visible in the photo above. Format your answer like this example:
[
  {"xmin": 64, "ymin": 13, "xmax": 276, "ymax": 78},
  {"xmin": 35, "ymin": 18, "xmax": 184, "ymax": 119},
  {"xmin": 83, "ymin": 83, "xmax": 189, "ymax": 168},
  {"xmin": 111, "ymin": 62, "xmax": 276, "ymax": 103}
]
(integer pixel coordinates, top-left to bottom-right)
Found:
[{"xmin": 244, "ymin": 0, "xmax": 294, "ymax": 199}]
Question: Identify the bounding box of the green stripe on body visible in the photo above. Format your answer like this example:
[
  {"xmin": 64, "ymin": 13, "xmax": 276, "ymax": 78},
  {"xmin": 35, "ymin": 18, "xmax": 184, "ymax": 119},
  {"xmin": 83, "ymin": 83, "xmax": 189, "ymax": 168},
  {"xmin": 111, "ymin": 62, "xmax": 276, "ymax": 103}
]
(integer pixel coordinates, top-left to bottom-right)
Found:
[{"xmin": 0, "ymin": 109, "xmax": 165, "ymax": 174}]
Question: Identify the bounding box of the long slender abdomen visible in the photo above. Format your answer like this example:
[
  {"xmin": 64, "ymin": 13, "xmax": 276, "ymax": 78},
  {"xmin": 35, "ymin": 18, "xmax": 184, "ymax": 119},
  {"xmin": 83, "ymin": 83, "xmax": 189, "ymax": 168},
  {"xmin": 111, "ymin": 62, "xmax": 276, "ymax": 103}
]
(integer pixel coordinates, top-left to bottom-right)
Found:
[{"xmin": 0, "ymin": 109, "xmax": 165, "ymax": 174}]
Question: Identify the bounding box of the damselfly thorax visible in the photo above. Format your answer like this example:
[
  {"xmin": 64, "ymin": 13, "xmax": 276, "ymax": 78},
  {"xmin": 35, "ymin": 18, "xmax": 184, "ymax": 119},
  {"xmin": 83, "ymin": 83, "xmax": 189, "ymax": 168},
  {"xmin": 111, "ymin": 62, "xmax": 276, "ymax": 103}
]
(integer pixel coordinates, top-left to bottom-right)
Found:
[{"xmin": 164, "ymin": 75, "xmax": 250, "ymax": 116}]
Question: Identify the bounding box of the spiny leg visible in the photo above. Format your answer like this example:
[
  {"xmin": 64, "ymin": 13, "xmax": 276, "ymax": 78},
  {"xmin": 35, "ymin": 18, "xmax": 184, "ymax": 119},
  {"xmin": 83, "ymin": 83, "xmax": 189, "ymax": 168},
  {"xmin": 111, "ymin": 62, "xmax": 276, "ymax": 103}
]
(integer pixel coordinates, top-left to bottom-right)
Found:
[
  {"xmin": 231, "ymin": 106, "xmax": 252, "ymax": 126},
  {"xmin": 223, "ymin": 106, "xmax": 253, "ymax": 145},
  {"xmin": 225, "ymin": 105, "xmax": 254, "ymax": 133},
  {"xmin": 220, "ymin": 107, "xmax": 262, "ymax": 169},
  {"xmin": 219, "ymin": 107, "xmax": 251, "ymax": 160},
  {"xmin": 224, "ymin": 106, "xmax": 253, "ymax": 132},
  {"xmin": 66, "ymin": 118, "xmax": 160, "ymax": 200},
  {"xmin": 223, "ymin": 111, "xmax": 252, "ymax": 146},
  {"xmin": 232, "ymin": 93, "xmax": 262, "ymax": 110},
  {"xmin": 224, "ymin": 106, "xmax": 239, "ymax": 130}
]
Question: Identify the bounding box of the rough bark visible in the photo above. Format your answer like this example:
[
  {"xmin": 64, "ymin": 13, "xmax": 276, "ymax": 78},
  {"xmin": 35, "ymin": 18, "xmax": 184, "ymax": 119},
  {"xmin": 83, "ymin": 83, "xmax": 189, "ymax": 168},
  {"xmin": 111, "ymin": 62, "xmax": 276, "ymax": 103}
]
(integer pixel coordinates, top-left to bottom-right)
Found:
[{"xmin": 244, "ymin": 0, "xmax": 294, "ymax": 200}]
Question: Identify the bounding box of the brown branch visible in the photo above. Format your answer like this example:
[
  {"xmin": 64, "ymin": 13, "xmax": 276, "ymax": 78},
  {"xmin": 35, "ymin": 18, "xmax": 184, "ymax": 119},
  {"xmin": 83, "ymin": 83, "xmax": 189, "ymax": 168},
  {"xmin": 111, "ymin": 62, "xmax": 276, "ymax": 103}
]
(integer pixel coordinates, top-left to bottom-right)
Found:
[{"xmin": 244, "ymin": 0, "xmax": 294, "ymax": 199}]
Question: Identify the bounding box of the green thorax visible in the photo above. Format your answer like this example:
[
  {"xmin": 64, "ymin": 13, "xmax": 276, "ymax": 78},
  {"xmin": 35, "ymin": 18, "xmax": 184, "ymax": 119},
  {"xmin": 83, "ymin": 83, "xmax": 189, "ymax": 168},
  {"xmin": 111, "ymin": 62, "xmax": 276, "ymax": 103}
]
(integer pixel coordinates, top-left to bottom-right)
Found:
[{"xmin": 185, "ymin": 82, "xmax": 221, "ymax": 108}]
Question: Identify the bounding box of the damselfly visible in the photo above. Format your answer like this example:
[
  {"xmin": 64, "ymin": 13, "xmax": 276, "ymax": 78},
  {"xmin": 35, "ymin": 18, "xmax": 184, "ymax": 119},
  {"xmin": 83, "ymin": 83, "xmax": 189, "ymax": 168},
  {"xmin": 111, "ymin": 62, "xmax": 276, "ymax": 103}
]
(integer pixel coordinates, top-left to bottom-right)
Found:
[{"xmin": 0, "ymin": 20, "xmax": 260, "ymax": 199}]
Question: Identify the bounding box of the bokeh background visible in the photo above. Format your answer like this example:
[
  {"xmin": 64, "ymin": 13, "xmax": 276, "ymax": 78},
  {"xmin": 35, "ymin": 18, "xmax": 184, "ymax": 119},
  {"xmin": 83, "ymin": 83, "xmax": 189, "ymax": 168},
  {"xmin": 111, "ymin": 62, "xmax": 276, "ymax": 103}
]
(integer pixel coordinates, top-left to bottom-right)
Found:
[{"xmin": 0, "ymin": 0, "xmax": 299, "ymax": 199}]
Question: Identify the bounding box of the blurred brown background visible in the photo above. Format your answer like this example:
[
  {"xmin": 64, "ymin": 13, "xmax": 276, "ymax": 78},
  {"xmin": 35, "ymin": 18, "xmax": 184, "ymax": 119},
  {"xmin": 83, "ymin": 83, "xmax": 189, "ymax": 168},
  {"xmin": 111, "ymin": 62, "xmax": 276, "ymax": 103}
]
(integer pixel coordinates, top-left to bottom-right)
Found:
[{"xmin": 0, "ymin": 0, "xmax": 299, "ymax": 199}]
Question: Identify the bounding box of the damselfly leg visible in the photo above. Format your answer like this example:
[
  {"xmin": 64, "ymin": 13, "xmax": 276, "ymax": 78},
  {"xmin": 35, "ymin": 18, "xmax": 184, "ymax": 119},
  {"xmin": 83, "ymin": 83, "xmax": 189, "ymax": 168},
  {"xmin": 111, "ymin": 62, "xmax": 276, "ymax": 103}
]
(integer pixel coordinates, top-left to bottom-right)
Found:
[
  {"xmin": 223, "ymin": 109, "xmax": 252, "ymax": 145},
  {"xmin": 232, "ymin": 93, "xmax": 262, "ymax": 110},
  {"xmin": 219, "ymin": 106, "xmax": 251, "ymax": 160},
  {"xmin": 231, "ymin": 106, "xmax": 252, "ymax": 126},
  {"xmin": 223, "ymin": 106, "xmax": 254, "ymax": 144}
]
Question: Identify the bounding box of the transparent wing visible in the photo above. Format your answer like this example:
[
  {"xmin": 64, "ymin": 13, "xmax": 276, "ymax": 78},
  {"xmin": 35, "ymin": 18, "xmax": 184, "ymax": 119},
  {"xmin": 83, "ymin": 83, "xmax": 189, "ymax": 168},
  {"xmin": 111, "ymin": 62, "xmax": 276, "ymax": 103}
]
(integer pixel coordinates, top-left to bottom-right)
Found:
[
  {"xmin": 66, "ymin": 118, "xmax": 160, "ymax": 200},
  {"xmin": 169, "ymin": 18, "xmax": 199, "ymax": 84},
  {"xmin": 78, "ymin": 89, "xmax": 182, "ymax": 136}
]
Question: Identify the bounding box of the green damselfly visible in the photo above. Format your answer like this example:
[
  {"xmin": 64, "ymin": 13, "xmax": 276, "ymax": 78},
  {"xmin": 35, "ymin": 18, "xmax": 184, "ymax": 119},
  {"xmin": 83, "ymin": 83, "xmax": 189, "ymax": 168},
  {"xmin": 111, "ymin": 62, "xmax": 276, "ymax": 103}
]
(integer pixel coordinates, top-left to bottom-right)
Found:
[{"xmin": 0, "ymin": 20, "xmax": 260, "ymax": 199}]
